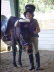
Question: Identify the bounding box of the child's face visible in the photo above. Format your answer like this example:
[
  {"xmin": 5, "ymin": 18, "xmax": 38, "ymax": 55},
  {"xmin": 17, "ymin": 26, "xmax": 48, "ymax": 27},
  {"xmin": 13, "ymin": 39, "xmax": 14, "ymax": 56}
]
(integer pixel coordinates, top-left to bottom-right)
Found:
[{"xmin": 25, "ymin": 12, "xmax": 33, "ymax": 20}]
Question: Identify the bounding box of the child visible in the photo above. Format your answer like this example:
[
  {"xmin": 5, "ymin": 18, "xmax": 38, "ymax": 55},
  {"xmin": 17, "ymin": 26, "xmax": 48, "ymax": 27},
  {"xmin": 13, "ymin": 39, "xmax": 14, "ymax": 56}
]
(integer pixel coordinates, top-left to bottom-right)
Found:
[{"xmin": 24, "ymin": 4, "xmax": 43, "ymax": 71}]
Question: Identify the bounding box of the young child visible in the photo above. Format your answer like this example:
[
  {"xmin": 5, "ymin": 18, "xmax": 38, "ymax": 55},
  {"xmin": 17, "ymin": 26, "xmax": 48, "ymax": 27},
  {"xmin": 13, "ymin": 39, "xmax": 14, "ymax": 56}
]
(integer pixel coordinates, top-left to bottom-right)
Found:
[{"xmin": 23, "ymin": 4, "xmax": 43, "ymax": 71}]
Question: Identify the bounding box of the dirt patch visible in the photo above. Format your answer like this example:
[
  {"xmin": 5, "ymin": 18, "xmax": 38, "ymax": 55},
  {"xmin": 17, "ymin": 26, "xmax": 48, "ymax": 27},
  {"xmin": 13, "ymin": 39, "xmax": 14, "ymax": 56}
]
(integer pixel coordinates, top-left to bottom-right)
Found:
[{"xmin": 0, "ymin": 50, "xmax": 54, "ymax": 72}]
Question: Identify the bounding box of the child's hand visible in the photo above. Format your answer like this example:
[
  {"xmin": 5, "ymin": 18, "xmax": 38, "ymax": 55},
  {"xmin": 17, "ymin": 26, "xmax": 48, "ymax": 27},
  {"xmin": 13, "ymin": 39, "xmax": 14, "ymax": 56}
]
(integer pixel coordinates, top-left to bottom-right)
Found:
[
  {"xmin": 14, "ymin": 20, "xmax": 19, "ymax": 27},
  {"xmin": 33, "ymin": 31, "xmax": 37, "ymax": 34},
  {"xmin": 36, "ymin": 28, "xmax": 40, "ymax": 33},
  {"xmin": 34, "ymin": 28, "xmax": 40, "ymax": 34}
]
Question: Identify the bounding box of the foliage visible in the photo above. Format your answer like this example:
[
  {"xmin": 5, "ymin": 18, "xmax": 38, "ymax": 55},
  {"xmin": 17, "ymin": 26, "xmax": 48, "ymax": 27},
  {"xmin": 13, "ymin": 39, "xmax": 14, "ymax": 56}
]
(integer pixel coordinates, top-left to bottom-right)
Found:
[{"xmin": 19, "ymin": 0, "xmax": 54, "ymax": 16}]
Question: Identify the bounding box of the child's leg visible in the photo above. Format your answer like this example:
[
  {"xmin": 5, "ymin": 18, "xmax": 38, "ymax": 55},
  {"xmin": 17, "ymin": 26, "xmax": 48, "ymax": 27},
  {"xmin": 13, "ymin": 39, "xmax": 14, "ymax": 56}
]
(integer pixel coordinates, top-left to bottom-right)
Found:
[
  {"xmin": 31, "ymin": 37, "xmax": 38, "ymax": 54},
  {"xmin": 31, "ymin": 37, "xmax": 42, "ymax": 70},
  {"xmin": 11, "ymin": 35, "xmax": 17, "ymax": 67},
  {"xmin": 17, "ymin": 39, "xmax": 22, "ymax": 66}
]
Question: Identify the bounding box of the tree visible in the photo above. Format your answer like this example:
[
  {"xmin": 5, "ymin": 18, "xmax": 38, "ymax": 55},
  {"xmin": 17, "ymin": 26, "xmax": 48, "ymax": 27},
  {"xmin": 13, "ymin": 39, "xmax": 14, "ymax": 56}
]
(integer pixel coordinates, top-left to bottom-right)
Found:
[{"xmin": 19, "ymin": 0, "xmax": 54, "ymax": 16}]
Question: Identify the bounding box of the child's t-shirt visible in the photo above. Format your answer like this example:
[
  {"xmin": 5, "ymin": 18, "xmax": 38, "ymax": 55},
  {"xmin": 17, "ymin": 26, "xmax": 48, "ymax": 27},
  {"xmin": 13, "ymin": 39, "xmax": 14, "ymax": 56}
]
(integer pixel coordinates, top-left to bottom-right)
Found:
[{"xmin": 29, "ymin": 18, "xmax": 39, "ymax": 37}]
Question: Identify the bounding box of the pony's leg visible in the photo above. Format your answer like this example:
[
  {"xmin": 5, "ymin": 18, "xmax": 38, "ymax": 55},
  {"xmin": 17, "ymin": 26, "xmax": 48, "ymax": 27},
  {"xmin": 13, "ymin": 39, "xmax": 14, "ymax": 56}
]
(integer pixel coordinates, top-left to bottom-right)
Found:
[
  {"xmin": 17, "ymin": 39, "xmax": 22, "ymax": 67},
  {"xmin": 11, "ymin": 35, "xmax": 17, "ymax": 67}
]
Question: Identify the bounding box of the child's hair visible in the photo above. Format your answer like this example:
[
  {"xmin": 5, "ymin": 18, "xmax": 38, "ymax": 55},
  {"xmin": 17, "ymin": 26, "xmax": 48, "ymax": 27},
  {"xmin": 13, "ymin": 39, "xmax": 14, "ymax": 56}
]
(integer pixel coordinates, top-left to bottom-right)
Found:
[{"xmin": 24, "ymin": 11, "xmax": 34, "ymax": 17}]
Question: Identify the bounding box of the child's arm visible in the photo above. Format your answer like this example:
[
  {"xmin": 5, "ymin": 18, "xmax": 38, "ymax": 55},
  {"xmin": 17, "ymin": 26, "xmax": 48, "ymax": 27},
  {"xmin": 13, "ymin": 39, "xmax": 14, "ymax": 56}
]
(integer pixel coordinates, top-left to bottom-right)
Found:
[
  {"xmin": 14, "ymin": 20, "xmax": 20, "ymax": 27},
  {"xmin": 36, "ymin": 20, "xmax": 40, "ymax": 33},
  {"xmin": 34, "ymin": 19, "xmax": 40, "ymax": 33},
  {"xmin": 36, "ymin": 24, "xmax": 40, "ymax": 33}
]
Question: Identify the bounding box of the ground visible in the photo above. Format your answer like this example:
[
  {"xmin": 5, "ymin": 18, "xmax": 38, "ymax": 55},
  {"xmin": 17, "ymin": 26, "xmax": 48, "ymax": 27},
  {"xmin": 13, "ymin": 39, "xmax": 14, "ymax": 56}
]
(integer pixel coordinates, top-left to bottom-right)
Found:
[{"xmin": 0, "ymin": 50, "xmax": 54, "ymax": 72}]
